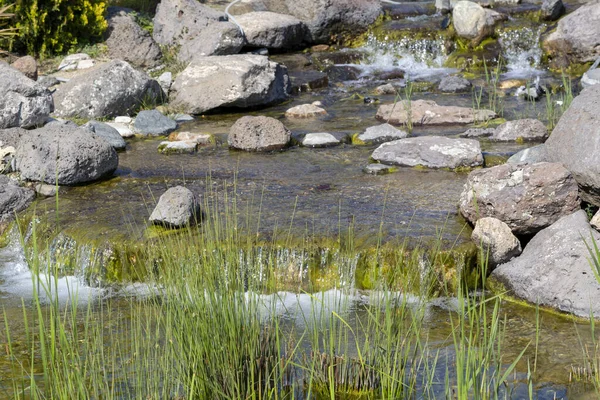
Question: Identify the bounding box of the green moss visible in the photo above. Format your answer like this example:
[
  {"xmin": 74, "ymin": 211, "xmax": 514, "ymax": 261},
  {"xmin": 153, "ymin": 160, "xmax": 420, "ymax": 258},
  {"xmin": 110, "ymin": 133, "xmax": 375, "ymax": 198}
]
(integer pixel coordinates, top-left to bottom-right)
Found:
[{"xmin": 351, "ymin": 133, "xmax": 366, "ymax": 145}]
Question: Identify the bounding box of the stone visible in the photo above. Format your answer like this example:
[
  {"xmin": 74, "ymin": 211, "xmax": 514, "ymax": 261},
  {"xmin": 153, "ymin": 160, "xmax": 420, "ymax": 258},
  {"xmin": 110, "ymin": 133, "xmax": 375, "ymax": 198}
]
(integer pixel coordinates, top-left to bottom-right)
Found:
[
  {"xmin": 459, "ymin": 128, "xmax": 495, "ymax": 138},
  {"xmin": 591, "ymin": 209, "xmax": 600, "ymax": 231},
  {"xmin": 472, "ymin": 217, "xmax": 521, "ymax": 268},
  {"xmin": 158, "ymin": 71, "xmax": 172, "ymax": 93},
  {"xmin": 235, "ymin": 12, "xmax": 308, "ymax": 49},
  {"xmin": 289, "ymin": 70, "xmax": 329, "ymax": 93},
  {"xmin": 37, "ymin": 76, "xmax": 60, "ymax": 89},
  {"xmin": 542, "ymin": 1, "xmax": 600, "ymax": 67},
  {"xmin": 34, "ymin": 183, "xmax": 58, "ymax": 197},
  {"xmin": 169, "ymin": 131, "xmax": 212, "ymax": 145},
  {"xmin": 459, "ymin": 162, "xmax": 580, "ymax": 236},
  {"xmin": 15, "ymin": 124, "xmax": 119, "ymax": 185},
  {"xmin": 582, "ymin": 69, "xmax": 600, "ymax": 89},
  {"xmin": 546, "ymin": 85, "xmax": 600, "ymax": 206},
  {"xmin": 83, "ymin": 120, "xmax": 128, "ymax": 151},
  {"xmin": 438, "ymin": 75, "xmax": 471, "ymax": 92},
  {"xmin": 53, "ymin": 60, "xmax": 164, "ymax": 119},
  {"xmin": 491, "ymin": 119, "xmax": 548, "ymax": 142},
  {"xmin": 0, "ymin": 175, "xmax": 35, "ymax": 225},
  {"xmin": 357, "ymin": 124, "xmax": 408, "ymax": 144},
  {"xmin": 0, "ymin": 63, "xmax": 54, "ymax": 129},
  {"xmin": 491, "ymin": 210, "xmax": 600, "ymax": 319},
  {"xmin": 173, "ymin": 114, "xmax": 194, "ymax": 123},
  {"xmin": 58, "ymin": 53, "xmax": 91, "ymax": 71},
  {"xmin": 115, "ymin": 116, "xmax": 133, "ymax": 124},
  {"xmin": 0, "ymin": 127, "xmax": 26, "ymax": 149},
  {"xmin": 363, "ymin": 164, "xmax": 397, "ymax": 175},
  {"xmin": 170, "ymin": 55, "xmax": 290, "ymax": 114},
  {"xmin": 11, "ymin": 56, "xmax": 38, "ymax": 81},
  {"xmin": 301, "ymin": 132, "xmax": 340, "ymax": 148},
  {"xmin": 77, "ymin": 60, "xmax": 95, "ymax": 70},
  {"xmin": 228, "ymin": 116, "xmax": 291, "ymax": 151},
  {"xmin": 541, "ymin": 0, "xmax": 565, "ymax": 21},
  {"xmin": 152, "ymin": 0, "xmax": 244, "ymax": 62},
  {"xmin": 149, "ymin": 186, "xmax": 201, "ymax": 228},
  {"xmin": 133, "ymin": 109, "xmax": 178, "ymax": 136},
  {"xmin": 285, "ymin": 103, "xmax": 327, "ymax": 118},
  {"xmin": 325, "ymin": 65, "xmax": 361, "ymax": 82},
  {"xmin": 106, "ymin": 122, "xmax": 134, "ymax": 138},
  {"xmin": 371, "ymin": 136, "xmax": 483, "ymax": 170},
  {"xmin": 376, "ymin": 100, "xmax": 496, "ymax": 126},
  {"xmin": 506, "ymin": 144, "xmax": 548, "ymax": 165},
  {"xmin": 158, "ymin": 141, "xmax": 197, "ymax": 154},
  {"xmin": 106, "ymin": 7, "xmax": 163, "ymax": 68},
  {"xmin": 374, "ymin": 83, "xmax": 398, "ymax": 95},
  {"xmin": 452, "ymin": 1, "xmax": 506, "ymax": 45}
]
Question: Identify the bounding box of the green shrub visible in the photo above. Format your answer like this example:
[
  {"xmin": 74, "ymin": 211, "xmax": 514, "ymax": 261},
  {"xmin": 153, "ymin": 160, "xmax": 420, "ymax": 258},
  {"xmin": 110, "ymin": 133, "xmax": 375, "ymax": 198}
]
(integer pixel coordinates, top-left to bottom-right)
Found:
[{"xmin": 0, "ymin": 0, "xmax": 107, "ymax": 57}]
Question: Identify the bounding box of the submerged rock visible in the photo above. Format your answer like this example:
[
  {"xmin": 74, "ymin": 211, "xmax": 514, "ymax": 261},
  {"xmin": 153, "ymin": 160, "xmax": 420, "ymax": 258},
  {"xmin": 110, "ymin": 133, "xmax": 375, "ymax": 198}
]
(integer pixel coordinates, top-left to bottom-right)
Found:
[
  {"xmin": 228, "ymin": 116, "xmax": 291, "ymax": 151},
  {"xmin": 158, "ymin": 141, "xmax": 197, "ymax": 154},
  {"xmin": 133, "ymin": 109, "xmax": 178, "ymax": 136},
  {"xmin": 472, "ymin": 217, "xmax": 521, "ymax": 269},
  {"xmin": 363, "ymin": 164, "xmax": 397, "ymax": 175},
  {"xmin": 438, "ymin": 75, "xmax": 472, "ymax": 92},
  {"xmin": 285, "ymin": 103, "xmax": 327, "ymax": 118},
  {"xmin": 491, "ymin": 210, "xmax": 600, "ymax": 319},
  {"xmin": 149, "ymin": 186, "xmax": 201, "ymax": 228},
  {"xmin": 376, "ymin": 100, "xmax": 496, "ymax": 126},
  {"xmin": 459, "ymin": 162, "xmax": 580, "ymax": 236}
]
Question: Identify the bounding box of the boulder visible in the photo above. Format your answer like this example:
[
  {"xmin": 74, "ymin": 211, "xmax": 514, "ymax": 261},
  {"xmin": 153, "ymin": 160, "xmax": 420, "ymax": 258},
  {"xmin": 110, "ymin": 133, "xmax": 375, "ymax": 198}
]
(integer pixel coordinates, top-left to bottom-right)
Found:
[
  {"xmin": 0, "ymin": 127, "xmax": 27, "ymax": 149},
  {"xmin": 472, "ymin": 217, "xmax": 521, "ymax": 268},
  {"xmin": 541, "ymin": 0, "xmax": 565, "ymax": 21},
  {"xmin": 376, "ymin": 100, "xmax": 496, "ymax": 126},
  {"xmin": 491, "ymin": 119, "xmax": 548, "ymax": 142},
  {"xmin": 0, "ymin": 63, "xmax": 54, "ymax": 129},
  {"xmin": 11, "ymin": 56, "xmax": 38, "ymax": 81},
  {"xmin": 149, "ymin": 186, "xmax": 201, "ymax": 228},
  {"xmin": 285, "ymin": 103, "xmax": 327, "ymax": 118},
  {"xmin": 357, "ymin": 123, "xmax": 408, "ymax": 144},
  {"xmin": 235, "ymin": 12, "xmax": 308, "ymax": 49},
  {"xmin": 133, "ymin": 109, "xmax": 178, "ymax": 136},
  {"xmin": 542, "ymin": 1, "xmax": 600, "ymax": 68},
  {"xmin": 106, "ymin": 7, "xmax": 163, "ymax": 68},
  {"xmin": 438, "ymin": 75, "xmax": 471, "ymax": 92},
  {"xmin": 0, "ymin": 175, "xmax": 35, "ymax": 225},
  {"xmin": 452, "ymin": 1, "xmax": 506, "ymax": 45},
  {"xmin": 83, "ymin": 120, "xmax": 128, "ymax": 151},
  {"xmin": 170, "ymin": 55, "xmax": 290, "ymax": 114},
  {"xmin": 152, "ymin": 0, "xmax": 244, "ymax": 62},
  {"xmin": 301, "ymin": 132, "xmax": 340, "ymax": 147},
  {"xmin": 506, "ymin": 144, "xmax": 548, "ymax": 165},
  {"xmin": 53, "ymin": 60, "xmax": 164, "ymax": 119},
  {"xmin": 15, "ymin": 124, "xmax": 119, "ymax": 185},
  {"xmin": 459, "ymin": 162, "xmax": 580, "ymax": 235},
  {"xmin": 228, "ymin": 116, "xmax": 291, "ymax": 151},
  {"xmin": 371, "ymin": 136, "xmax": 483, "ymax": 170},
  {"xmin": 546, "ymin": 85, "xmax": 600, "ymax": 206},
  {"xmin": 491, "ymin": 210, "xmax": 600, "ymax": 319}
]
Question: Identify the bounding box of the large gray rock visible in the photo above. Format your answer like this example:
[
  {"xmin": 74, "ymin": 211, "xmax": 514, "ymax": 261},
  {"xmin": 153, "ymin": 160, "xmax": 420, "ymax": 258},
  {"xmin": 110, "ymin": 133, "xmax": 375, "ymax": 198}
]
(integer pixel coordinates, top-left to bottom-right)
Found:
[
  {"xmin": 170, "ymin": 55, "xmax": 290, "ymax": 114},
  {"xmin": 472, "ymin": 217, "xmax": 521, "ymax": 269},
  {"xmin": 106, "ymin": 7, "xmax": 163, "ymax": 68},
  {"xmin": 542, "ymin": 1, "xmax": 600, "ymax": 67},
  {"xmin": 0, "ymin": 175, "xmax": 35, "ymax": 225},
  {"xmin": 371, "ymin": 136, "xmax": 483, "ymax": 170},
  {"xmin": 0, "ymin": 127, "xmax": 27, "ymax": 149},
  {"xmin": 133, "ymin": 110, "xmax": 177, "ymax": 136},
  {"xmin": 452, "ymin": 1, "xmax": 506, "ymax": 45},
  {"xmin": 152, "ymin": 0, "xmax": 244, "ymax": 62},
  {"xmin": 546, "ymin": 85, "xmax": 600, "ymax": 205},
  {"xmin": 357, "ymin": 123, "xmax": 408, "ymax": 144},
  {"xmin": 83, "ymin": 120, "xmax": 127, "ymax": 150},
  {"xmin": 53, "ymin": 60, "xmax": 164, "ymax": 119},
  {"xmin": 541, "ymin": 0, "xmax": 565, "ymax": 21},
  {"xmin": 228, "ymin": 116, "xmax": 290, "ymax": 151},
  {"xmin": 376, "ymin": 100, "xmax": 496, "ymax": 126},
  {"xmin": 460, "ymin": 162, "xmax": 580, "ymax": 235},
  {"xmin": 506, "ymin": 144, "xmax": 548, "ymax": 165},
  {"xmin": 235, "ymin": 12, "xmax": 308, "ymax": 49},
  {"xmin": 149, "ymin": 186, "xmax": 201, "ymax": 228},
  {"xmin": 491, "ymin": 210, "xmax": 600, "ymax": 319},
  {"xmin": 15, "ymin": 124, "xmax": 119, "ymax": 185},
  {"xmin": 491, "ymin": 119, "xmax": 548, "ymax": 142},
  {"xmin": 0, "ymin": 62, "xmax": 54, "ymax": 129}
]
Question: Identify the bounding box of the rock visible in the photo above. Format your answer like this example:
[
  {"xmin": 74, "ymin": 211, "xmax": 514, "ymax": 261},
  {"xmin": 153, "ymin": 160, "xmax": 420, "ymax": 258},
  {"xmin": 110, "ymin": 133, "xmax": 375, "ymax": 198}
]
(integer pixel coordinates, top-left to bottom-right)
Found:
[
  {"xmin": 158, "ymin": 71, "xmax": 172, "ymax": 94},
  {"xmin": 289, "ymin": 70, "xmax": 329, "ymax": 93},
  {"xmin": 438, "ymin": 75, "xmax": 471, "ymax": 92},
  {"xmin": 149, "ymin": 186, "xmax": 201, "ymax": 228},
  {"xmin": 235, "ymin": 12, "xmax": 308, "ymax": 49},
  {"xmin": 459, "ymin": 162, "xmax": 580, "ymax": 235},
  {"xmin": 115, "ymin": 116, "xmax": 133, "ymax": 124},
  {"xmin": 173, "ymin": 114, "xmax": 194, "ymax": 123},
  {"xmin": 169, "ymin": 131, "xmax": 212, "ymax": 145},
  {"xmin": 374, "ymin": 83, "xmax": 398, "ymax": 95},
  {"xmin": 15, "ymin": 124, "xmax": 119, "ymax": 185},
  {"xmin": 11, "ymin": 56, "xmax": 38, "ymax": 81},
  {"xmin": 158, "ymin": 141, "xmax": 197, "ymax": 154},
  {"xmin": 546, "ymin": 85, "xmax": 600, "ymax": 206},
  {"xmin": 152, "ymin": 0, "xmax": 244, "ymax": 62},
  {"xmin": 506, "ymin": 144, "xmax": 547, "ymax": 165},
  {"xmin": 542, "ymin": 1, "xmax": 600, "ymax": 67},
  {"xmin": 491, "ymin": 210, "xmax": 600, "ymax": 319},
  {"xmin": 133, "ymin": 109, "xmax": 177, "ymax": 136},
  {"xmin": 459, "ymin": 128, "xmax": 495, "ymax": 138},
  {"xmin": 106, "ymin": 122, "xmax": 134, "ymax": 138},
  {"xmin": 170, "ymin": 55, "xmax": 289, "ymax": 114},
  {"xmin": 228, "ymin": 116, "xmax": 291, "ymax": 151},
  {"xmin": 106, "ymin": 7, "xmax": 163, "ymax": 68},
  {"xmin": 0, "ymin": 127, "xmax": 26, "ymax": 149},
  {"xmin": 301, "ymin": 132, "xmax": 340, "ymax": 148},
  {"xmin": 582, "ymin": 69, "xmax": 600, "ymax": 89},
  {"xmin": 357, "ymin": 123, "xmax": 408, "ymax": 144},
  {"xmin": 34, "ymin": 183, "xmax": 58, "ymax": 197},
  {"xmin": 376, "ymin": 100, "xmax": 496, "ymax": 126},
  {"xmin": 325, "ymin": 65, "xmax": 361, "ymax": 82},
  {"xmin": 452, "ymin": 1, "xmax": 506, "ymax": 45},
  {"xmin": 591, "ymin": 210, "xmax": 600, "ymax": 231},
  {"xmin": 541, "ymin": 0, "xmax": 565, "ymax": 21},
  {"xmin": 58, "ymin": 53, "xmax": 92, "ymax": 71},
  {"xmin": 53, "ymin": 60, "xmax": 164, "ymax": 119},
  {"xmin": 0, "ymin": 176, "xmax": 35, "ymax": 225},
  {"xmin": 363, "ymin": 164, "xmax": 397, "ymax": 175},
  {"xmin": 37, "ymin": 76, "xmax": 60, "ymax": 89},
  {"xmin": 285, "ymin": 103, "xmax": 327, "ymax": 118},
  {"xmin": 0, "ymin": 63, "xmax": 53, "ymax": 129},
  {"xmin": 491, "ymin": 119, "xmax": 548, "ymax": 142},
  {"xmin": 472, "ymin": 217, "xmax": 521, "ymax": 268},
  {"xmin": 371, "ymin": 136, "xmax": 483, "ymax": 170},
  {"xmin": 83, "ymin": 121, "xmax": 128, "ymax": 151}
]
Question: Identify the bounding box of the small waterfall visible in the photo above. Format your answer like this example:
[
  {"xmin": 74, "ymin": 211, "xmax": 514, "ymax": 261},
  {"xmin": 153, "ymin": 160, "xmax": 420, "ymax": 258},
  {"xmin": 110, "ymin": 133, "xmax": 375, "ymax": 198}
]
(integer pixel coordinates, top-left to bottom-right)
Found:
[{"xmin": 499, "ymin": 26, "xmax": 545, "ymax": 78}]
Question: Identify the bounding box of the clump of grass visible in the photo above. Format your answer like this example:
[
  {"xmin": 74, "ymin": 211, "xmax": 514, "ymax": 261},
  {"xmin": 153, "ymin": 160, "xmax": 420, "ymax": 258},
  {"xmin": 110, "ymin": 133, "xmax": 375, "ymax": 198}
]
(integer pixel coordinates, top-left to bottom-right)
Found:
[{"xmin": 545, "ymin": 72, "xmax": 574, "ymax": 130}]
